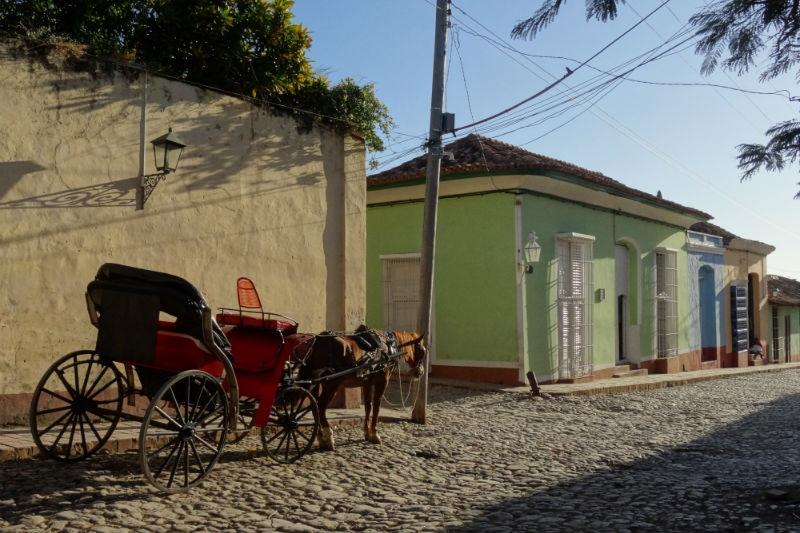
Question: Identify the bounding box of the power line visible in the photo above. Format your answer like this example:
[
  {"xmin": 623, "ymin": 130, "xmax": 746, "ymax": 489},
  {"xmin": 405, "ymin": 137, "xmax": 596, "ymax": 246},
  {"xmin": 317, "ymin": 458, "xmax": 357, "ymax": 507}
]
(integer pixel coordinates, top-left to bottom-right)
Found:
[
  {"xmin": 628, "ymin": 3, "xmax": 767, "ymax": 131},
  {"xmin": 451, "ymin": 0, "xmax": 673, "ymax": 132},
  {"xmin": 664, "ymin": 3, "xmax": 774, "ymax": 123},
  {"xmin": 452, "ymin": 28, "xmax": 490, "ymax": 172},
  {"xmin": 457, "ymin": 26, "xmax": 794, "ymax": 102},
  {"xmin": 455, "ymin": 24, "xmax": 699, "ymax": 139},
  {"xmin": 430, "ymin": 3, "xmax": 800, "ymax": 245}
]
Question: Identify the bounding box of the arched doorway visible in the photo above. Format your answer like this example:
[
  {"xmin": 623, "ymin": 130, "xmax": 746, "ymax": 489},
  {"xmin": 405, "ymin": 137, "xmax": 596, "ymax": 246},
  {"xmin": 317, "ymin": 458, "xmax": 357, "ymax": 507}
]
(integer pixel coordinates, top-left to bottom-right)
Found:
[{"xmin": 699, "ymin": 265, "xmax": 718, "ymax": 362}]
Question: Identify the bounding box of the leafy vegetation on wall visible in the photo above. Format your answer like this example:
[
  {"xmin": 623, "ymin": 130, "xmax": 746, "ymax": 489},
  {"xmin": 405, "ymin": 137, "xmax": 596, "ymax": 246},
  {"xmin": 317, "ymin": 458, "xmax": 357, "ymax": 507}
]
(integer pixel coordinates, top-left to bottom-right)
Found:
[{"xmin": 0, "ymin": 0, "xmax": 392, "ymax": 153}]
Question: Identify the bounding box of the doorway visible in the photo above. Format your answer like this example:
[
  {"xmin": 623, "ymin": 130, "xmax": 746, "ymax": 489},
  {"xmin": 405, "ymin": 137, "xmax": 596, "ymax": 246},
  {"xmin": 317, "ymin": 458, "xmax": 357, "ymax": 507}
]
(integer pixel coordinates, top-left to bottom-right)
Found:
[
  {"xmin": 614, "ymin": 245, "xmax": 629, "ymax": 362},
  {"xmin": 785, "ymin": 315, "xmax": 792, "ymax": 362},
  {"xmin": 698, "ymin": 265, "xmax": 718, "ymax": 362}
]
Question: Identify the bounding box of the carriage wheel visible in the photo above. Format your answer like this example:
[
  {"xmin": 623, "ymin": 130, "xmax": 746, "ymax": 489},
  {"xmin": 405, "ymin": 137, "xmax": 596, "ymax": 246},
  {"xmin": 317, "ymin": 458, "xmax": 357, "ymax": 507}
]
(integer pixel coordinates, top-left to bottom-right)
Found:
[
  {"xmin": 261, "ymin": 386, "xmax": 319, "ymax": 464},
  {"xmin": 29, "ymin": 350, "xmax": 124, "ymax": 461},
  {"xmin": 204, "ymin": 396, "xmax": 256, "ymax": 444},
  {"xmin": 139, "ymin": 370, "xmax": 228, "ymax": 492}
]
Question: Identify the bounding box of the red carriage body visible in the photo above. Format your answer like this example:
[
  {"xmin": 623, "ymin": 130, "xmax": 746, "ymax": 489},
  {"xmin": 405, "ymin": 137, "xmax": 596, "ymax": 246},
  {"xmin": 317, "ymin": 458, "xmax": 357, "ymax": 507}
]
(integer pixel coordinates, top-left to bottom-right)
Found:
[{"xmin": 31, "ymin": 264, "xmax": 320, "ymax": 492}]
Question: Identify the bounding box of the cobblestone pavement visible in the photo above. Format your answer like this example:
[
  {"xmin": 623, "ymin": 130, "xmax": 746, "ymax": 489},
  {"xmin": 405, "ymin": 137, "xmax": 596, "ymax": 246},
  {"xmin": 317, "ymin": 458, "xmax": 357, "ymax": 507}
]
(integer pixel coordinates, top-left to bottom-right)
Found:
[{"xmin": 4, "ymin": 371, "xmax": 800, "ymax": 532}]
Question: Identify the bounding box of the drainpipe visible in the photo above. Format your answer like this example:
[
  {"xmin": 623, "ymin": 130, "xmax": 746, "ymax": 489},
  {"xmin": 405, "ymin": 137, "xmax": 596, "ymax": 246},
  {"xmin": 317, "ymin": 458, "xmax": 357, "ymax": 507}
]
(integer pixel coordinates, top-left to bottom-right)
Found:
[{"xmin": 135, "ymin": 71, "xmax": 147, "ymax": 210}]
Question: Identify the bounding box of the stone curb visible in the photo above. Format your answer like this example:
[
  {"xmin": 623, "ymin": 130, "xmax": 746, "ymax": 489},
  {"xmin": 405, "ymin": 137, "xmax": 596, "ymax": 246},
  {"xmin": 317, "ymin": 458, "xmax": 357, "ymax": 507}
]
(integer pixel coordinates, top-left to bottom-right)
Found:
[
  {"xmin": 541, "ymin": 363, "xmax": 800, "ymax": 397},
  {"xmin": 431, "ymin": 363, "xmax": 800, "ymax": 398},
  {"xmin": 0, "ymin": 410, "xmax": 409, "ymax": 463}
]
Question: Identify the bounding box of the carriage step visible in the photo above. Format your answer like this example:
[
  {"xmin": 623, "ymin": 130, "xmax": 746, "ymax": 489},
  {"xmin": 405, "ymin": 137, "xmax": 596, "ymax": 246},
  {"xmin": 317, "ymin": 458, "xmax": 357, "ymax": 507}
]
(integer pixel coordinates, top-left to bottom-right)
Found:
[{"xmin": 612, "ymin": 368, "xmax": 649, "ymax": 379}]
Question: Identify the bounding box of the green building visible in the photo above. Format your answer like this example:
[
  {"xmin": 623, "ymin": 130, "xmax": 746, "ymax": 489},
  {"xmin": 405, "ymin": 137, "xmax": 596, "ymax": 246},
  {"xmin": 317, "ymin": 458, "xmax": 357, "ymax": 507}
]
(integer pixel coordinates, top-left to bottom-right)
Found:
[
  {"xmin": 767, "ymin": 275, "xmax": 800, "ymax": 363},
  {"xmin": 366, "ymin": 135, "xmax": 711, "ymax": 384}
]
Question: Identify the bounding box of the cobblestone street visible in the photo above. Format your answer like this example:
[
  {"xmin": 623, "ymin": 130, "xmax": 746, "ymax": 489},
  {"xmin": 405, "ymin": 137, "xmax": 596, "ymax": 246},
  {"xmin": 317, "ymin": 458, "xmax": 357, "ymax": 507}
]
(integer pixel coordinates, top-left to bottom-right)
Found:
[{"xmin": 4, "ymin": 370, "xmax": 800, "ymax": 532}]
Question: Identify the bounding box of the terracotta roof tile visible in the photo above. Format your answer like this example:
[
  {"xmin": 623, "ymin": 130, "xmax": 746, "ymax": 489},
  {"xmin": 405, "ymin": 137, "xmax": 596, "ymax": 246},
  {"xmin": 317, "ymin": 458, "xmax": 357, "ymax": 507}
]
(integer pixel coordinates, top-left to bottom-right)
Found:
[
  {"xmin": 369, "ymin": 134, "xmax": 711, "ymax": 219},
  {"xmin": 767, "ymin": 275, "xmax": 800, "ymax": 306}
]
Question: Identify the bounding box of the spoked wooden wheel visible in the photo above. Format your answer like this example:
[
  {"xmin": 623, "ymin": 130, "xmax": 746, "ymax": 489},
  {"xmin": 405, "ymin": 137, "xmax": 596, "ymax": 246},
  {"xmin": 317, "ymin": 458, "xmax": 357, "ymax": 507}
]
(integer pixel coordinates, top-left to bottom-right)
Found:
[
  {"xmin": 261, "ymin": 386, "xmax": 319, "ymax": 464},
  {"xmin": 139, "ymin": 370, "xmax": 228, "ymax": 492},
  {"xmin": 29, "ymin": 350, "xmax": 124, "ymax": 461},
  {"xmin": 205, "ymin": 396, "xmax": 256, "ymax": 444}
]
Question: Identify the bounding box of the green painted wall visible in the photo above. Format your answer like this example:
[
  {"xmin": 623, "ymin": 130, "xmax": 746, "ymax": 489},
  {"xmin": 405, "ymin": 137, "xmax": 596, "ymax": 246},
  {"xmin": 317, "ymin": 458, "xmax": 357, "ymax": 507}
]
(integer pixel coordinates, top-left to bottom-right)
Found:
[
  {"xmin": 773, "ymin": 306, "xmax": 800, "ymax": 357},
  {"xmin": 520, "ymin": 193, "xmax": 690, "ymax": 378},
  {"xmin": 366, "ymin": 193, "xmax": 518, "ymax": 363}
]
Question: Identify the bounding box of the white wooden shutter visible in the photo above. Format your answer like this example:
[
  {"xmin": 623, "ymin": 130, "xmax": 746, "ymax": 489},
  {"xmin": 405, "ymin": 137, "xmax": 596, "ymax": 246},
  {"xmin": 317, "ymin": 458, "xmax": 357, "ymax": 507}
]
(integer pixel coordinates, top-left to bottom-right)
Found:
[
  {"xmin": 557, "ymin": 238, "xmax": 594, "ymax": 379},
  {"xmin": 656, "ymin": 250, "xmax": 679, "ymax": 357}
]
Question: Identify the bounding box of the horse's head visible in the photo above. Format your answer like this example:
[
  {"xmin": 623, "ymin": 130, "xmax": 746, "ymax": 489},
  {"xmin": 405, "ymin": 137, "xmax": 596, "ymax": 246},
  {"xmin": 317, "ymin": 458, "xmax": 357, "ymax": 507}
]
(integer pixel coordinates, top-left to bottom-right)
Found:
[{"xmin": 396, "ymin": 332, "xmax": 427, "ymax": 376}]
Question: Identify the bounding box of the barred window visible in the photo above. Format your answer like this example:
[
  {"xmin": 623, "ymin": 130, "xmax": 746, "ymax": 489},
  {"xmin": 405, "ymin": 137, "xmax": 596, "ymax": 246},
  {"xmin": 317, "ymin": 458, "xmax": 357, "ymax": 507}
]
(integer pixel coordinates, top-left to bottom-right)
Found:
[{"xmin": 656, "ymin": 250, "xmax": 678, "ymax": 357}]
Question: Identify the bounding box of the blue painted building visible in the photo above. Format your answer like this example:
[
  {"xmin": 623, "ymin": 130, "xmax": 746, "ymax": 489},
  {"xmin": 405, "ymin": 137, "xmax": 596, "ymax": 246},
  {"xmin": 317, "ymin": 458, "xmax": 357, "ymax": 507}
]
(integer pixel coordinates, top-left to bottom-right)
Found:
[{"xmin": 687, "ymin": 229, "xmax": 726, "ymax": 366}]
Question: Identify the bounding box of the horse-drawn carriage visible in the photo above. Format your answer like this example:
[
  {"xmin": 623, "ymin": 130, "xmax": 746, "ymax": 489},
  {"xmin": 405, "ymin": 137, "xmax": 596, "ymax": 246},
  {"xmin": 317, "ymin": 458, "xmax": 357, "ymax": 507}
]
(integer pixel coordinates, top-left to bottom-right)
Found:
[{"xmin": 29, "ymin": 264, "xmax": 425, "ymax": 492}]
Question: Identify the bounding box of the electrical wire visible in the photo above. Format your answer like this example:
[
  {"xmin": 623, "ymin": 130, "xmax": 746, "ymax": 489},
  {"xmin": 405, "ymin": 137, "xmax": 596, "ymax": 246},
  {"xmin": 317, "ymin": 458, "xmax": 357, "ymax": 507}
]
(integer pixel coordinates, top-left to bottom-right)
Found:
[
  {"xmin": 452, "ymin": 27, "xmax": 490, "ymax": 172},
  {"xmin": 451, "ymin": 0, "xmax": 674, "ymax": 132},
  {"xmin": 420, "ymin": 1, "xmax": 800, "ymax": 246}
]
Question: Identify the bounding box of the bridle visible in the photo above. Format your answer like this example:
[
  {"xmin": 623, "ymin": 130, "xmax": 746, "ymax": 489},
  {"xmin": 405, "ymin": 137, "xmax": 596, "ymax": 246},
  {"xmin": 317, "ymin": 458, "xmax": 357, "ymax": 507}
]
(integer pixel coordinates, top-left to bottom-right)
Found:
[{"xmin": 393, "ymin": 334, "xmax": 425, "ymax": 369}]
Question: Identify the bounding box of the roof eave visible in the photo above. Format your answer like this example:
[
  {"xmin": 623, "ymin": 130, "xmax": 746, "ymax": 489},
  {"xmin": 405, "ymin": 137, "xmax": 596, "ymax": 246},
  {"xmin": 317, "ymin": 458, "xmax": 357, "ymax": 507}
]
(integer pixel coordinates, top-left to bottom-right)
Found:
[{"xmin": 728, "ymin": 237, "xmax": 776, "ymax": 255}]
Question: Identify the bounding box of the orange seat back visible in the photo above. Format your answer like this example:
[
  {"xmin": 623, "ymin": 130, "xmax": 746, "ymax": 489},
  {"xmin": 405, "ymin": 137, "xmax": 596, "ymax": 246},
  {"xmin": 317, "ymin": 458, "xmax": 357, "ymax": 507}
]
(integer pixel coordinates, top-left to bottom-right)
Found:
[{"xmin": 237, "ymin": 277, "xmax": 263, "ymax": 311}]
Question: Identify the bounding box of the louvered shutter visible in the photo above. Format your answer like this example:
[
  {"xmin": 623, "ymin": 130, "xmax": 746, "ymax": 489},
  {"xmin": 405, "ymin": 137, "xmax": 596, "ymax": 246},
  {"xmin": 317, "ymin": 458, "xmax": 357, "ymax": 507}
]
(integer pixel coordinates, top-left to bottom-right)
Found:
[
  {"xmin": 656, "ymin": 250, "xmax": 679, "ymax": 357},
  {"xmin": 557, "ymin": 238, "xmax": 594, "ymax": 379}
]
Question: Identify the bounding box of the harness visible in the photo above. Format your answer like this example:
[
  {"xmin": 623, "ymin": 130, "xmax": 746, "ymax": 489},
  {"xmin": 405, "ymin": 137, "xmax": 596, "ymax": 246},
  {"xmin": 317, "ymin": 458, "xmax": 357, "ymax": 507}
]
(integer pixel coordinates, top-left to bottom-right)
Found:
[{"xmin": 302, "ymin": 328, "xmax": 418, "ymax": 382}]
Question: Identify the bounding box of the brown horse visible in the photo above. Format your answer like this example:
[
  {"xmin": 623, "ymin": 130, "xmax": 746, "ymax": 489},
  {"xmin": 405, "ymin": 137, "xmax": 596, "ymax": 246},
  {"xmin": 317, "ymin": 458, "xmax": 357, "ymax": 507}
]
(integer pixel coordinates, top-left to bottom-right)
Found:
[{"xmin": 299, "ymin": 327, "xmax": 426, "ymax": 450}]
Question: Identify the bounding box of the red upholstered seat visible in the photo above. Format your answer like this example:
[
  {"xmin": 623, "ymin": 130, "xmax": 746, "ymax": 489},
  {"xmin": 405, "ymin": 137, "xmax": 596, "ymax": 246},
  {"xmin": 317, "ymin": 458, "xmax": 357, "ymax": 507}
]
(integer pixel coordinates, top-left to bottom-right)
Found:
[{"xmin": 216, "ymin": 312, "xmax": 298, "ymax": 334}]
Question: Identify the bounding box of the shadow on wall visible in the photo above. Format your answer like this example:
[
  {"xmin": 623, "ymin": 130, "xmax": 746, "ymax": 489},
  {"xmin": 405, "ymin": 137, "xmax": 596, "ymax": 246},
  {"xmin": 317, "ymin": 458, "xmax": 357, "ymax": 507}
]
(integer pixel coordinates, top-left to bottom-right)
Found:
[
  {"xmin": 0, "ymin": 161, "xmax": 45, "ymax": 200},
  {"xmin": 322, "ymin": 133, "xmax": 345, "ymax": 330},
  {"xmin": 49, "ymin": 71, "xmax": 329, "ymax": 191},
  {"xmin": 450, "ymin": 392, "xmax": 800, "ymax": 532},
  {"xmin": 3, "ymin": 74, "xmax": 338, "ymax": 209},
  {"xmin": 0, "ymin": 177, "xmax": 137, "ymax": 208}
]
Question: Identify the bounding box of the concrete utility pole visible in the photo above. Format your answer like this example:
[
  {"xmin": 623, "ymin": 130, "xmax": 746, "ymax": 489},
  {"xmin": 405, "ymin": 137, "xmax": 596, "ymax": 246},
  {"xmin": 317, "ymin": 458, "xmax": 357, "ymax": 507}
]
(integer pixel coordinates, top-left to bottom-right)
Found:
[{"xmin": 412, "ymin": 0, "xmax": 450, "ymax": 424}]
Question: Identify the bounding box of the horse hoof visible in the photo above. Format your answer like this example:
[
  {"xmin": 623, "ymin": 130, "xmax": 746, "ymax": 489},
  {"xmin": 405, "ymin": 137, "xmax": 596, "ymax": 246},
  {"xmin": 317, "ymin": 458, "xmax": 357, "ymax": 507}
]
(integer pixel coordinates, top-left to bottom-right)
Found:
[
  {"xmin": 367, "ymin": 433, "xmax": 382, "ymax": 445},
  {"xmin": 318, "ymin": 427, "xmax": 335, "ymax": 451}
]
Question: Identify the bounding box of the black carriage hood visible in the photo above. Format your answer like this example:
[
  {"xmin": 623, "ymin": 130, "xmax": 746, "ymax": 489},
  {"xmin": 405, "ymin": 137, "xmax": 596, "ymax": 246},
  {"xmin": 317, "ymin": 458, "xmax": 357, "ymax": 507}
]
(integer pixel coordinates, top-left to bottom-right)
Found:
[
  {"xmin": 87, "ymin": 263, "xmax": 212, "ymax": 325},
  {"xmin": 92, "ymin": 263, "xmax": 207, "ymax": 304}
]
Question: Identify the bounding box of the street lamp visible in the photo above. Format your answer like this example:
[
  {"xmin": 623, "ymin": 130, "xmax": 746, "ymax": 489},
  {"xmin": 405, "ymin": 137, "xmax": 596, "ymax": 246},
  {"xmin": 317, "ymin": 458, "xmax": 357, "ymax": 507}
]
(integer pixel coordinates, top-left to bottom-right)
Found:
[
  {"xmin": 523, "ymin": 231, "xmax": 541, "ymax": 273},
  {"xmin": 136, "ymin": 127, "xmax": 188, "ymax": 210},
  {"xmin": 150, "ymin": 127, "xmax": 186, "ymax": 174}
]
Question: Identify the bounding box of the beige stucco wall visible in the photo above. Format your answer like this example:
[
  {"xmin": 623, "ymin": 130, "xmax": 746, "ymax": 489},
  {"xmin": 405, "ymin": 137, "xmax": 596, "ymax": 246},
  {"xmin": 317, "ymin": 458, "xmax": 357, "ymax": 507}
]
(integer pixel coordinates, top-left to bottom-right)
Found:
[
  {"xmin": 722, "ymin": 248, "xmax": 770, "ymax": 352},
  {"xmin": 0, "ymin": 45, "xmax": 366, "ymax": 398}
]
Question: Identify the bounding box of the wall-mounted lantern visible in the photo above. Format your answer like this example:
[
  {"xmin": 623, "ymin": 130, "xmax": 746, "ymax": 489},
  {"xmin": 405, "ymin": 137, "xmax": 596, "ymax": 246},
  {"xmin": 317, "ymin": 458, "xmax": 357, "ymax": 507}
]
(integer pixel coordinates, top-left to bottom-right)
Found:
[
  {"xmin": 523, "ymin": 231, "xmax": 542, "ymax": 273},
  {"xmin": 150, "ymin": 127, "xmax": 186, "ymax": 174},
  {"xmin": 137, "ymin": 127, "xmax": 188, "ymax": 210}
]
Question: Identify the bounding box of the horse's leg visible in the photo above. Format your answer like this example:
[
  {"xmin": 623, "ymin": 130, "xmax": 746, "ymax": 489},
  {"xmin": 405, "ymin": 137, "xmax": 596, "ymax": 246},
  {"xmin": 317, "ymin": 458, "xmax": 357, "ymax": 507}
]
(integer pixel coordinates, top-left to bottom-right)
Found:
[
  {"xmin": 362, "ymin": 381, "xmax": 373, "ymax": 441},
  {"xmin": 316, "ymin": 382, "xmax": 340, "ymax": 451},
  {"xmin": 367, "ymin": 372, "xmax": 389, "ymax": 444}
]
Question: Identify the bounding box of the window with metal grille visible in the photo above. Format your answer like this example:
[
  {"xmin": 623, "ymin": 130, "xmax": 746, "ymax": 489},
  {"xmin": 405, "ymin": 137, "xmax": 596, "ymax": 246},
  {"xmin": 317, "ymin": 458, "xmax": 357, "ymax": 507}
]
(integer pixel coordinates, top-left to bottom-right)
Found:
[
  {"xmin": 556, "ymin": 237, "xmax": 594, "ymax": 379},
  {"xmin": 730, "ymin": 285, "xmax": 749, "ymax": 353},
  {"xmin": 381, "ymin": 255, "xmax": 421, "ymax": 332},
  {"xmin": 656, "ymin": 250, "xmax": 678, "ymax": 357},
  {"xmin": 772, "ymin": 307, "xmax": 782, "ymax": 361}
]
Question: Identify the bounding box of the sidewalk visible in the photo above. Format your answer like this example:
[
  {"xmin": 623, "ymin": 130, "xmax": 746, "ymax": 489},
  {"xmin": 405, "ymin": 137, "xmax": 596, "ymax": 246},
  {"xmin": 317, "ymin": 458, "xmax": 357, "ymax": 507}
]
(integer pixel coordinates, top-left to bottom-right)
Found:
[
  {"xmin": 0, "ymin": 407, "xmax": 408, "ymax": 462},
  {"xmin": 431, "ymin": 361, "xmax": 800, "ymax": 396}
]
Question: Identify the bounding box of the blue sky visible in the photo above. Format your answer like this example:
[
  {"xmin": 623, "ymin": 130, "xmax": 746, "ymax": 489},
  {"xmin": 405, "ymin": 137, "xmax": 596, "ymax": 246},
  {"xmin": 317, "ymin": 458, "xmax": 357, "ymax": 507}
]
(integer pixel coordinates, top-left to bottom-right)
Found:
[{"xmin": 294, "ymin": 0, "xmax": 800, "ymax": 277}]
